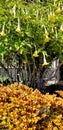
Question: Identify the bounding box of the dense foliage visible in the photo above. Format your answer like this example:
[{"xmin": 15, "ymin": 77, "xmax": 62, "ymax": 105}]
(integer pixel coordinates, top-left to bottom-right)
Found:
[
  {"xmin": 0, "ymin": 0, "xmax": 63, "ymax": 60},
  {"xmin": 0, "ymin": 0, "xmax": 63, "ymax": 85},
  {"xmin": 0, "ymin": 83, "xmax": 63, "ymax": 129}
]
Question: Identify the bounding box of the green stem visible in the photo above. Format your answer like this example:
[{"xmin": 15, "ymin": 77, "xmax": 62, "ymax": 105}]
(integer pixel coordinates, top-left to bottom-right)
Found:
[
  {"xmin": 31, "ymin": 50, "xmax": 36, "ymax": 87},
  {"xmin": 24, "ymin": 54, "xmax": 31, "ymax": 84}
]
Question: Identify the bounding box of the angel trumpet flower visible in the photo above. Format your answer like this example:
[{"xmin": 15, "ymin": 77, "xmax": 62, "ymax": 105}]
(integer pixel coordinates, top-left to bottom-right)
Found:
[
  {"xmin": 45, "ymin": 35, "xmax": 50, "ymax": 43},
  {"xmin": 45, "ymin": 28, "xmax": 49, "ymax": 35},
  {"xmin": 60, "ymin": 25, "xmax": 63, "ymax": 32},
  {"xmin": 55, "ymin": 2, "xmax": 62, "ymax": 13},
  {"xmin": 54, "ymin": 0, "xmax": 58, "ymax": 6},
  {"xmin": 54, "ymin": 1, "xmax": 56, "ymax": 5},
  {"xmin": 13, "ymin": 4, "xmax": 16, "ymax": 18},
  {"xmin": 54, "ymin": 0, "xmax": 57, "ymax": 7},
  {"xmin": 42, "ymin": 54, "xmax": 49, "ymax": 66},
  {"xmin": 51, "ymin": 27, "xmax": 54, "ymax": 33},
  {"xmin": 33, "ymin": 50, "xmax": 39, "ymax": 57},
  {"xmin": 16, "ymin": 17, "xmax": 20, "ymax": 32},
  {"xmin": 48, "ymin": 9, "xmax": 55, "ymax": 21},
  {"xmin": 0, "ymin": 23, "xmax": 6, "ymax": 36},
  {"xmin": 62, "ymin": 6, "xmax": 63, "ymax": 11}
]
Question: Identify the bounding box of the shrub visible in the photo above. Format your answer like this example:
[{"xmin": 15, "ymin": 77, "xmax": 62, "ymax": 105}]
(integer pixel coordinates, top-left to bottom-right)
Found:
[{"xmin": 0, "ymin": 83, "xmax": 63, "ymax": 129}]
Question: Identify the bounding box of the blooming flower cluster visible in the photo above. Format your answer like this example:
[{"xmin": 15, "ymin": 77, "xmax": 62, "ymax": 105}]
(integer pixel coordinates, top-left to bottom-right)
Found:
[{"xmin": 0, "ymin": 83, "xmax": 63, "ymax": 130}]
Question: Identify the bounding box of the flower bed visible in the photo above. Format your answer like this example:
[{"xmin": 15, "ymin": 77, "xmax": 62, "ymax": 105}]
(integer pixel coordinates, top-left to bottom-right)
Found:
[{"xmin": 0, "ymin": 83, "xmax": 63, "ymax": 130}]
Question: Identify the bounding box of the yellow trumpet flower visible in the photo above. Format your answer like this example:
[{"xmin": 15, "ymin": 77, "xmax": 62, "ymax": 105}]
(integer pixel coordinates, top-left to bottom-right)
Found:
[
  {"xmin": 55, "ymin": 3, "xmax": 62, "ymax": 13},
  {"xmin": 51, "ymin": 27, "xmax": 54, "ymax": 33},
  {"xmin": 42, "ymin": 54, "xmax": 49, "ymax": 66},
  {"xmin": 13, "ymin": 4, "xmax": 16, "ymax": 18},
  {"xmin": 48, "ymin": 11, "xmax": 55, "ymax": 21},
  {"xmin": 0, "ymin": 31, "xmax": 6, "ymax": 36},
  {"xmin": 45, "ymin": 35, "xmax": 50, "ymax": 43},
  {"xmin": 0, "ymin": 23, "xmax": 6, "ymax": 36},
  {"xmin": 33, "ymin": 50, "xmax": 39, "ymax": 57},
  {"xmin": 54, "ymin": 0, "xmax": 57, "ymax": 7},
  {"xmin": 55, "ymin": 8, "xmax": 62, "ymax": 14},
  {"xmin": 4, "ymin": 38, "xmax": 8, "ymax": 42},
  {"xmin": 45, "ymin": 28, "xmax": 49, "ymax": 35},
  {"xmin": 62, "ymin": 6, "xmax": 63, "ymax": 11},
  {"xmin": 59, "ymin": 25, "xmax": 63, "ymax": 32},
  {"xmin": 16, "ymin": 17, "xmax": 20, "ymax": 32}
]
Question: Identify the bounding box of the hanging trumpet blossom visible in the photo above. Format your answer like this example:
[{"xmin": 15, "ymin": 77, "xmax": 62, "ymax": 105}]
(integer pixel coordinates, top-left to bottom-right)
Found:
[
  {"xmin": 42, "ymin": 53, "xmax": 49, "ymax": 66},
  {"xmin": 55, "ymin": 2, "xmax": 62, "ymax": 13},
  {"xmin": 4, "ymin": 38, "xmax": 8, "ymax": 42},
  {"xmin": 54, "ymin": 0, "xmax": 57, "ymax": 7},
  {"xmin": 48, "ymin": 8, "xmax": 55, "ymax": 21},
  {"xmin": 51, "ymin": 27, "xmax": 54, "ymax": 33},
  {"xmin": 60, "ymin": 25, "xmax": 63, "ymax": 32},
  {"xmin": 44, "ymin": 27, "xmax": 49, "ymax": 35},
  {"xmin": 54, "ymin": 0, "xmax": 56, "ymax": 6},
  {"xmin": 16, "ymin": 17, "xmax": 20, "ymax": 32},
  {"xmin": 45, "ymin": 35, "xmax": 50, "ymax": 43},
  {"xmin": 33, "ymin": 50, "xmax": 39, "ymax": 57},
  {"xmin": 0, "ymin": 22, "xmax": 6, "ymax": 36},
  {"xmin": 62, "ymin": 6, "xmax": 63, "ymax": 11},
  {"xmin": 13, "ymin": 4, "xmax": 16, "ymax": 18},
  {"xmin": 44, "ymin": 26, "xmax": 50, "ymax": 42}
]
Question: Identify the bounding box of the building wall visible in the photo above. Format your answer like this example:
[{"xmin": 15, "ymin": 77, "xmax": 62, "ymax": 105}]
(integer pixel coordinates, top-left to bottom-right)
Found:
[
  {"xmin": 42, "ymin": 58, "xmax": 60, "ymax": 86},
  {"xmin": 0, "ymin": 58, "xmax": 60, "ymax": 86}
]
